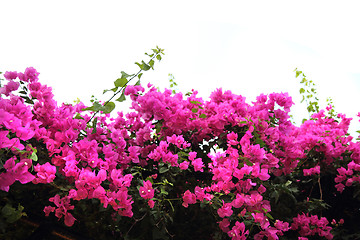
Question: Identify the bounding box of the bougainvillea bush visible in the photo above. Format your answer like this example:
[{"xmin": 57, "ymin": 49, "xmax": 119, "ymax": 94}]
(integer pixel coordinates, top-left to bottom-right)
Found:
[{"xmin": 1, "ymin": 48, "xmax": 360, "ymax": 239}]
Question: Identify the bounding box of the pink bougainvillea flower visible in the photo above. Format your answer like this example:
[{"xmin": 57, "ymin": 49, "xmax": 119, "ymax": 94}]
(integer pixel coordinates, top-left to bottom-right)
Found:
[
  {"xmin": 0, "ymin": 80, "xmax": 20, "ymax": 96},
  {"xmin": 0, "ymin": 157, "xmax": 34, "ymax": 191},
  {"xmin": 275, "ymin": 220, "xmax": 290, "ymax": 232},
  {"xmin": 217, "ymin": 201, "xmax": 233, "ymax": 218},
  {"xmin": 182, "ymin": 190, "xmax": 196, "ymax": 207},
  {"xmin": 227, "ymin": 132, "xmax": 238, "ymax": 145},
  {"xmin": 64, "ymin": 212, "xmax": 76, "ymax": 227},
  {"xmin": 45, "ymin": 195, "xmax": 76, "ymax": 226},
  {"xmin": 18, "ymin": 67, "xmax": 39, "ymax": 82},
  {"xmin": 335, "ymin": 183, "xmax": 345, "ymax": 193},
  {"xmin": 179, "ymin": 161, "xmax": 189, "ymax": 170},
  {"xmin": 139, "ymin": 180, "xmax": 154, "ymax": 199},
  {"xmin": 4, "ymin": 71, "xmax": 18, "ymax": 80},
  {"xmin": 188, "ymin": 152, "xmax": 197, "ymax": 161},
  {"xmin": 192, "ymin": 158, "xmax": 204, "ymax": 172},
  {"xmin": 218, "ymin": 218, "xmax": 230, "ymax": 232},
  {"xmin": 167, "ymin": 134, "xmax": 185, "ymax": 148},
  {"xmin": 16, "ymin": 126, "xmax": 35, "ymax": 141},
  {"xmin": 303, "ymin": 165, "xmax": 320, "ymax": 176},
  {"xmin": 232, "ymin": 194, "xmax": 245, "ymax": 208},
  {"xmin": 33, "ymin": 162, "xmax": 57, "ymax": 184},
  {"xmin": 43, "ymin": 206, "xmax": 55, "ymax": 216},
  {"xmin": 227, "ymin": 221, "xmax": 248, "ymax": 240},
  {"xmin": 148, "ymin": 200, "xmax": 155, "ymax": 208},
  {"xmin": 128, "ymin": 146, "xmax": 140, "ymax": 163}
]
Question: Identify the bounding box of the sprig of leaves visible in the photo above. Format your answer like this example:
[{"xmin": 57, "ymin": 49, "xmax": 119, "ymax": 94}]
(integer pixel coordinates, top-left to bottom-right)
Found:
[
  {"xmin": 84, "ymin": 46, "xmax": 164, "ymax": 123},
  {"xmin": 294, "ymin": 68, "xmax": 320, "ymax": 119},
  {"xmin": 168, "ymin": 74, "xmax": 178, "ymax": 94}
]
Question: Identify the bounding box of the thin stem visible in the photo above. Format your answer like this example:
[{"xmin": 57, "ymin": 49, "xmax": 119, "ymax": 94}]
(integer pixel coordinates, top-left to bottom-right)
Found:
[
  {"xmin": 126, "ymin": 212, "xmax": 148, "ymax": 236},
  {"xmin": 318, "ymin": 176, "xmax": 323, "ymax": 200}
]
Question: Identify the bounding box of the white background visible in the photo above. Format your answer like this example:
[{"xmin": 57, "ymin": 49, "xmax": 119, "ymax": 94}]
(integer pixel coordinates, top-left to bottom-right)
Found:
[{"xmin": 1, "ymin": 1, "xmax": 360, "ymax": 135}]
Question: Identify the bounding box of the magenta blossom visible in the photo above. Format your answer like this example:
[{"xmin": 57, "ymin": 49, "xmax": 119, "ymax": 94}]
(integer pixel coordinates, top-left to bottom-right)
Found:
[
  {"xmin": 139, "ymin": 180, "xmax": 154, "ymax": 199},
  {"xmin": 4, "ymin": 71, "xmax": 18, "ymax": 80},
  {"xmin": 33, "ymin": 162, "xmax": 57, "ymax": 184},
  {"xmin": 217, "ymin": 201, "xmax": 233, "ymax": 218},
  {"xmin": 182, "ymin": 190, "xmax": 196, "ymax": 207},
  {"xmin": 0, "ymin": 157, "xmax": 34, "ymax": 192}
]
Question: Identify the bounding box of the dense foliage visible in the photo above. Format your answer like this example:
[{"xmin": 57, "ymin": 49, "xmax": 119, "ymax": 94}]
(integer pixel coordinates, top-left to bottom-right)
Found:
[{"xmin": 1, "ymin": 48, "xmax": 360, "ymax": 239}]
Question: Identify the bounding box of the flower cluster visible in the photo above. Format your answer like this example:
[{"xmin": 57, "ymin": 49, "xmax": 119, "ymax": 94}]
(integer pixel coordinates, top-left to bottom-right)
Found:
[
  {"xmin": 291, "ymin": 213, "xmax": 333, "ymax": 239},
  {"xmin": 1, "ymin": 67, "xmax": 359, "ymax": 239}
]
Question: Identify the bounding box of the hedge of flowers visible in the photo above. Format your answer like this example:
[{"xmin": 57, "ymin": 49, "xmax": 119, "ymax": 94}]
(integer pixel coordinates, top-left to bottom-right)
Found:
[{"xmin": 1, "ymin": 48, "xmax": 360, "ymax": 239}]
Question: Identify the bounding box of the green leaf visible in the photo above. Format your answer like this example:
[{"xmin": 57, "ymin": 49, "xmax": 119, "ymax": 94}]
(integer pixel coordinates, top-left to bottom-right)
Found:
[
  {"xmin": 167, "ymin": 199, "xmax": 175, "ymax": 213},
  {"xmin": 92, "ymin": 117, "xmax": 98, "ymax": 134},
  {"xmin": 135, "ymin": 61, "xmax": 151, "ymax": 71},
  {"xmin": 23, "ymin": 96, "xmax": 34, "ymax": 104},
  {"xmin": 159, "ymin": 166, "xmax": 168, "ymax": 173},
  {"xmin": 285, "ymin": 180, "xmax": 292, "ymax": 187},
  {"xmin": 255, "ymin": 137, "xmax": 266, "ymax": 148},
  {"xmin": 145, "ymin": 52, "xmax": 154, "ymax": 57},
  {"xmin": 307, "ymin": 105, "xmax": 314, "ymax": 113},
  {"xmin": 135, "ymin": 61, "xmax": 143, "ymax": 69},
  {"xmin": 82, "ymin": 101, "xmax": 103, "ymax": 112},
  {"xmin": 103, "ymin": 87, "xmax": 118, "ymax": 94},
  {"xmin": 116, "ymin": 91, "xmax": 126, "ymax": 102},
  {"xmin": 93, "ymin": 102, "xmax": 103, "ymax": 111},
  {"xmin": 270, "ymin": 190, "xmax": 280, "ymax": 204},
  {"xmin": 114, "ymin": 77, "xmax": 128, "ymax": 88},
  {"xmin": 138, "ymin": 73, "xmax": 143, "ymax": 80},
  {"xmin": 30, "ymin": 151, "xmax": 38, "ymax": 162},
  {"xmin": 160, "ymin": 188, "xmax": 169, "ymax": 195},
  {"xmin": 190, "ymin": 100, "xmax": 202, "ymax": 105},
  {"xmin": 155, "ymin": 121, "xmax": 163, "ymax": 134},
  {"xmin": 83, "ymin": 106, "xmax": 94, "ymax": 111},
  {"xmin": 156, "ymin": 54, "xmax": 162, "ymax": 61},
  {"xmin": 2, "ymin": 204, "xmax": 14, "ymax": 217},
  {"xmin": 141, "ymin": 61, "xmax": 151, "ymax": 71},
  {"xmin": 74, "ymin": 113, "xmax": 84, "ymax": 119},
  {"xmin": 199, "ymin": 114, "xmax": 207, "ymax": 118},
  {"xmin": 191, "ymin": 108, "xmax": 198, "ymax": 113},
  {"xmin": 102, "ymin": 102, "xmax": 115, "ymax": 114},
  {"xmin": 149, "ymin": 59, "xmax": 155, "ymax": 69},
  {"xmin": 301, "ymin": 95, "xmax": 305, "ymax": 103},
  {"xmin": 14, "ymin": 147, "xmax": 27, "ymax": 155},
  {"xmin": 1, "ymin": 204, "xmax": 25, "ymax": 223},
  {"xmin": 121, "ymin": 71, "xmax": 133, "ymax": 79},
  {"xmin": 299, "ymin": 88, "xmax": 305, "ymax": 94},
  {"xmin": 266, "ymin": 213, "xmax": 274, "ymax": 220},
  {"xmin": 135, "ymin": 80, "xmax": 141, "ymax": 86},
  {"xmin": 244, "ymin": 158, "xmax": 254, "ymax": 166}
]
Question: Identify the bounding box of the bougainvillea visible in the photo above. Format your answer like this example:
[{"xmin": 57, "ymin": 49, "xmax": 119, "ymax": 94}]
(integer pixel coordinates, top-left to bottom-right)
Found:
[{"xmin": 1, "ymin": 48, "xmax": 360, "ymax": 239}]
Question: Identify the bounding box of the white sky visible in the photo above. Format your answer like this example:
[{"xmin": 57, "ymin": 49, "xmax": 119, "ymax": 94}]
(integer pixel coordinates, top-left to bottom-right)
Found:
[{"xmin": 1, "ymin": 1, "xmax": 360, "ymax": 135}]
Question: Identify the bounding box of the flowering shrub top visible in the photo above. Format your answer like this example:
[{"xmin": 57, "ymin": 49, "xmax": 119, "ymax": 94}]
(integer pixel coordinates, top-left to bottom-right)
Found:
[{"xmin": 1, "ymin": 59, "xmax": 359, "ymax": 239}]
